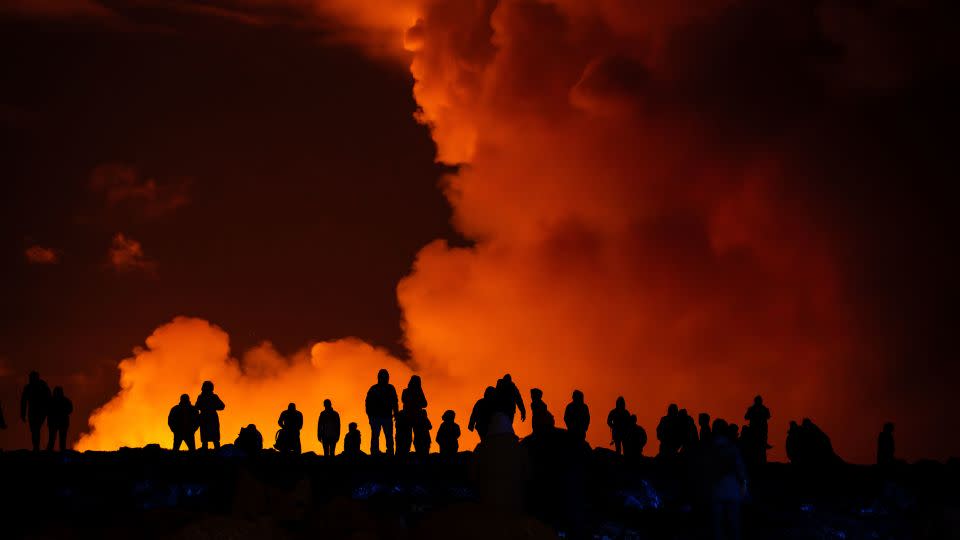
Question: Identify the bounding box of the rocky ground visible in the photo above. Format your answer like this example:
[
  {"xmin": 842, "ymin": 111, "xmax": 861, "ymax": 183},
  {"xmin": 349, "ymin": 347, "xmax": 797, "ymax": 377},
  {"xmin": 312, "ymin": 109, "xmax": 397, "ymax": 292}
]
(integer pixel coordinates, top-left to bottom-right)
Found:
[{"xmin": 1, "ymin": 445, "xmax": 957, "ymax": 539}]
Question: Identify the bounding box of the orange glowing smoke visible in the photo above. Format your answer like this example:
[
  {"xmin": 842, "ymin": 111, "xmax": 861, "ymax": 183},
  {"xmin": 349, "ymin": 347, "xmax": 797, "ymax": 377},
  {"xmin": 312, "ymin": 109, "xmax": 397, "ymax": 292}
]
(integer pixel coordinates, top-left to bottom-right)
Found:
[{"xmin": 80, "ymin": 0, "xmax": 905, "ymax": 462}]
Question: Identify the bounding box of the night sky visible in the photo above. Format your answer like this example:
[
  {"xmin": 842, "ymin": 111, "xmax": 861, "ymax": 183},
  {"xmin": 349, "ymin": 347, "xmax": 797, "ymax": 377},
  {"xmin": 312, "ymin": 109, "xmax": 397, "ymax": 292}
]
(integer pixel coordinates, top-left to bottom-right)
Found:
[{"xmin": 1, "ymin": 1, "xmax": 957, "ymax": 462}]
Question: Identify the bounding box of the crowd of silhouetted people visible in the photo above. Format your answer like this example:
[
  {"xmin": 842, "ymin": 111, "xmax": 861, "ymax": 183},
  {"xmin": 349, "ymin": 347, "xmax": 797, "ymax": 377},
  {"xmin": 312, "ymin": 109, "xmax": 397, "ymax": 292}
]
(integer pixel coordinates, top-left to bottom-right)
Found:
[
  {"xmin": 3, "ymin": 369, "xmax": 910, "ymax": 540},
  {"xmin": 5, "ymin": 369, "xmax": 901, "ymax": 471}
]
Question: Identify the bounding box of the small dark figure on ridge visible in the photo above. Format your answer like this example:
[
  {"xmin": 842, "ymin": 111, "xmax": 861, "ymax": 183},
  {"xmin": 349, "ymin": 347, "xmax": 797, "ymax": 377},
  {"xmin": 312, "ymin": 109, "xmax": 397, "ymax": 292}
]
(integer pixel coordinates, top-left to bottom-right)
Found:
[{"xmin": 436, "ymin": 409, "xmax": 461, "ymax": 455}]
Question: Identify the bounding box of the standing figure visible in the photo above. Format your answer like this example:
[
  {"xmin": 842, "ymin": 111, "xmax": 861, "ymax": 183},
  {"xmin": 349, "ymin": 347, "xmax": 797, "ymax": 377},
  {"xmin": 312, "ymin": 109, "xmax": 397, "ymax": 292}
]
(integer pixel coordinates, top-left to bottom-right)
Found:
[
  {"xmin": 679, "ymin": 409, "xmax": 699, "ymax": 451},
  {"xmin": 276, "ymin": 403, "xmax": 304, "ymax": 453},
  {"xmin": 530, "ymin": 388, "xmax": 555, "ymax": 435},
  {"xmin": 606, "ymin": 396, "xmax": 631, "ymax": 455},
  {"xmin": 699, "ymin": 413, "xmax": 713, "ymax": 444},
  {"xmin": 20, "ymin": 371, "xmax": 51, "ymax": 451},
  {"xmin": 365, "ymin": 368, "xmax": 398, "ymax": 455},
  {"xmin": 168, "ymin": 394, "xmax": 199, "ymax": 451},
  {"xmin": 657, "ymin": 404, "xmax": 681, "ymax": 457},
  {"xmin": 343, "ymin": 422, "xmax": 362, "ymax": 456},
  {"xmin": 47, "ymin": 386, "xmax": 73, "ymax": 452},
  {"xmin": 410, "ymin": 376, "xmax": 434, "ymax": 455},
  {"xmin": 744, "ymin": 395, "xmax": 771, "ymax": 462},
  {"xmin": 563, "ymin": 390, "xmax": 590, "ymax": 441},
  {"xmin": 195, "ymin": 381, "xmax": 225, "ymax": 450},
  {"xmin": 317, "ymin": 399, "xmax": 341, "ymax": 457},
  {"xmin": 398, "ymin": 375, "xmax": 429, "ymax": 456},
  {"xmin": 436, "ymin": 410, "xmax": 461, "ymax": 455},
  {"xmin": 495, "ymin": 374, "xmax": 526, "ymax": 423},
  {"xmin": 877, "ymin": 422, "xmax": 895, "ymax": 466},
  {"xmin": 468, "ymin": 386, "xmax": 497, "ymax": 440}
]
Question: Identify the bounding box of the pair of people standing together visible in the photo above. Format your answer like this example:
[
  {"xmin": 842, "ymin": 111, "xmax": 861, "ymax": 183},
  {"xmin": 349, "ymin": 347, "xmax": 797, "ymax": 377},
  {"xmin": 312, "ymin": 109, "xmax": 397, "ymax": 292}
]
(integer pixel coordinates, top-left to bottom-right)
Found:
[{"xmin": 365, "ymin": 369, "xmax": 432, "ymax": 456}]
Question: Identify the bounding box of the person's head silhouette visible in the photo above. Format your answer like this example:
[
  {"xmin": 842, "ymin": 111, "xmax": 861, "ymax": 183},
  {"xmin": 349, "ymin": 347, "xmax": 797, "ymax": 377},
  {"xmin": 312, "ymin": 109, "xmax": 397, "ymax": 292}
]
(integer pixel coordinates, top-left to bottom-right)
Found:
[
  {"xmin": 323, "ymin": 399, "xmax": 332, "ymax": 410},
  {"xmin": 572, "ymin": 390, "xmax": 584, "ymax": 403},
  {"xmin": 349, "ymin": 422, "xmax": 358, "ymax": 431},
  {"xmin": 754, "ymin": 395, "xmax": 763, "ymax": 405},
  {"xmin": 699, "ymin": 412, "xmax": 710, "ymax": 425},
  {"xmin": 288, "ymin": 403, "xmax": 296, "ymax": 411},
  {"xmin": 531, "ymin": 388, "xmax": 543, "ymax": 401},
  {"xmin": 29, "ymin": 371, "xmax": 39, "ymax": 383},
  {"xmin": 616, "ymin": 396, "xmax": 625, "ymax": 409},
  {"xmin": 409, "ymin": 375, "xmax": 421, "ymax": 388},
  {"xmin": 180, "ymin": 394, "xmax": 190, "ymax": 406},
  {"xmin": 668, "ymin": 403, "xmax": 678, "ymax": 415},
  {"xmin": 442, "ymin": 410, "xmax": 456, "ymax": 422},
  {"xmin": 503, "ymin": 373, "xmax": 512, "ymax": 384},
  {"xmin": 377, "ymin": 369, "xmax": 389, "ymax": 384},
  {"xmin": 883, "ymin": 422, "xmax": 894, "ymax": 434},
  {"xmin": 484, "ymin": 386, "xmax": 496, "ymax": 399},
  {"xmin": 201, "ymin": 380, "xmax": 214, "ymax": 393}
]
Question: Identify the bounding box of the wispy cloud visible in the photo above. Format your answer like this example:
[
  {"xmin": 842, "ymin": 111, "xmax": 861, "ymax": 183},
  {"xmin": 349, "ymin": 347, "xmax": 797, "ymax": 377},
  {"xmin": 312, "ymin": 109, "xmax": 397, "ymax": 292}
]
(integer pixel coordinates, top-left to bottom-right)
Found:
[
  {"xmin": 108, "ymin": 233, "xmax": 156, "ymax": 275},
  {"xmin": 90, "ymin": 163, "xmax": 190, "ymax": 219},
  {"xmin": 25, "ymin": 245, "xmax": 60, "ymax": 265}
]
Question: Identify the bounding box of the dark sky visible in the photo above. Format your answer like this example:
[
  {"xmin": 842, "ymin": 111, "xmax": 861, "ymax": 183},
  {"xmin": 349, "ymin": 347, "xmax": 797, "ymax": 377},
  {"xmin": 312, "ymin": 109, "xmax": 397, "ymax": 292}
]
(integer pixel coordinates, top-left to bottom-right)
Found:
[{"xmin": 0, "ymin": 5, "xmax": 458, "ymax": 448}]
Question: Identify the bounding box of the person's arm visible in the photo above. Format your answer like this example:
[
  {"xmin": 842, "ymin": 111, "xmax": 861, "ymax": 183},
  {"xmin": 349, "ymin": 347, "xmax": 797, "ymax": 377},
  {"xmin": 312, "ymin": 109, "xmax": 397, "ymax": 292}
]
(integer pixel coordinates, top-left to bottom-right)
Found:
[
  {"xmin": 66, "ymin": 399, "xmax": 73, "ymax": 415},
  {"xmin": 215, "ymin": 395, "xmax": 225, "ymax": 410},
  {"xmin": 390, "ymin": 387, "xmax": 399, "ymax": 416},
  {"xmin": 468, "ymin": 404, "xmax": 478, "ymax": 431},
  {"xmin": 515, "ymin": 389, "xmax": 526, "ymax": 421},
  {"xmin": 318, "ymin": 415, "xmax": 324, "ymax": 441}
]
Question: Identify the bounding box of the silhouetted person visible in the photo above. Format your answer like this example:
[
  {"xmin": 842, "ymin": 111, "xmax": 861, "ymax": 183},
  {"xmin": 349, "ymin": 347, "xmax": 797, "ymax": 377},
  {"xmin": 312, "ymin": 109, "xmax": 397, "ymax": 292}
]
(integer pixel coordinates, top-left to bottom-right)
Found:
[
  {"xmin": 235, "ymin": 424, "xmax": 263, "ymax": 454},
  {"xmin": 607, "ymin": 396, "xmax": 631, "ymax": 455},
  {"xmin": 877, "ymin": 422, "xmax": 895, "ymax": 466},
  {"xmin": 622, "ymin": 414, "xmax": 648, "ymax": 458},
  {"xmin": 785, "ymin": 420, "xmax": 801, "ymax": 464},
  {"xmin": 744, "ymin": 395, "xmax": 770, "ymax": 461},
  {"xmin": 706, "ymin": 419, "xmax": 746, "ymax": 540},
  {"xmin": 399, "ymin": 375, "xmax": 431, "ymax": 456},
  {"xmin": 468, "ymin": 386, "xmax": 497, "ymax": 440},
  {"xmin": 563, "ymin": 390, "xmax": 590, "ymax": 441},
  {"xmin": 318, "ymin": 399, "xmax": 341, "ymax": 457},
  {"xmin": 728, "ymin": 423, "xmax": 740, "ymax": 443},
  {"xmin": 790, "ymin": 418, "xmax": 839, "ymax": 467},
  {"xmin": 680, "ymin": 408, "xmax": 699, "ymax": 451},
  {"xmin": 0, "ymin": 401, "xmax": 6, "ymax": 431},
  {"xmin": 20, "ymin": 371, "xmax": 51, "ymax": 451},
  {"xmin": 530, "ymin": 388, "xmax": 555, "ymax": 435},
  {"xmin": 699, "ymin": 412, "xmax": 712, "ymax": 444},
  {"xmin": 365, "ymin": 369, "xmax": 398, "ymax": 455},
  {"xmin": 495, "ymin": 373, "xmax": 526, "ymax": 423},
  {"xmin": 195, "ymin": 380, "xmax": 225, "ymax": 450},
  {"xmin": 276, "ymin": 403, "xmax": 303, "ymax": 453},
  {"xmin": 657, "ymin": 404, "xmax": 681, "ymax": 457},
  {"xmin": 168, "ymin": 394, "xmax": 199, "ymax": 451},
  {"xmin": 343, "ymin": 422, "xmax": 362, "ymax": 456},
  {"xmin": 46, "ymin": 386, "xmax": 72, "ymax": 452},
  {"xmin": 436, "ymin": 410, "xmax": 461, "ymax": 455}
]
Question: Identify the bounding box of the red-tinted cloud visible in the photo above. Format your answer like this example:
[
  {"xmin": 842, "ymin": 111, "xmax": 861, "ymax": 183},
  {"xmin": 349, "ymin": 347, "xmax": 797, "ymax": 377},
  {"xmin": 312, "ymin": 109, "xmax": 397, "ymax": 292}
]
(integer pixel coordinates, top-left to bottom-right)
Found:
[
  {"xmin": 108, "ymin": 233, "xmax": 155, "ymax": 275},
  {"xmin": 90, "ymin": 163, "xmax": 189, "ymax": 219},
  {"xmin": 25, "ymin": 245, "xmax": 60, "ymax": 264}
]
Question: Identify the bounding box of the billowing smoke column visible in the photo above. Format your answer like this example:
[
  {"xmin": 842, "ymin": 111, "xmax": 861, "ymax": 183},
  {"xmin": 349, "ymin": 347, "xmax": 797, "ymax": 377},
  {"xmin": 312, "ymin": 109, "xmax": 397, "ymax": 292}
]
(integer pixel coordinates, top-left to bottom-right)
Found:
[{"xmin": 80, "ymin": 0, "xmax": 955, "ymax": 462}]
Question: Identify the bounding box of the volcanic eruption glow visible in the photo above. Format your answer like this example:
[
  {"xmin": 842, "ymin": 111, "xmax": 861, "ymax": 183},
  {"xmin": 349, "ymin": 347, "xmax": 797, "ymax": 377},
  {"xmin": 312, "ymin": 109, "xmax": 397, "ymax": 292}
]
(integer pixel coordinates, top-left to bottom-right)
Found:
[{"xmin": 75, "ymin": 0, "xmax": 948, "ymax": 463}]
